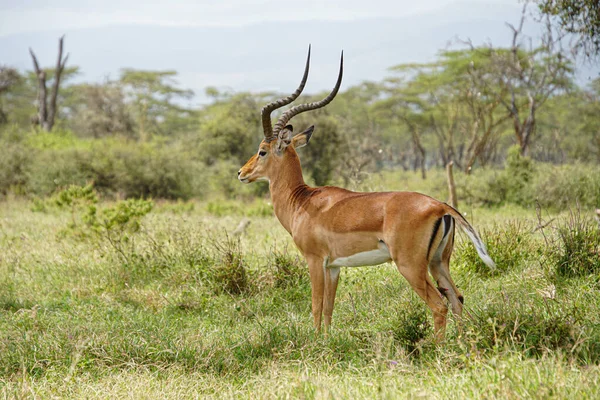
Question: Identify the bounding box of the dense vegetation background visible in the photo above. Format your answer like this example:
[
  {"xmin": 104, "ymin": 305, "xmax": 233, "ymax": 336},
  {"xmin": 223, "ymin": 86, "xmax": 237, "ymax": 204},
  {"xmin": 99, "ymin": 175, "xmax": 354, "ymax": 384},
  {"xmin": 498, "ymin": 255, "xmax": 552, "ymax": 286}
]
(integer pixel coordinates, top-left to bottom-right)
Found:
[{"xmin": 0, "ymin": 9, "xmax": 599, "ymax": 204}]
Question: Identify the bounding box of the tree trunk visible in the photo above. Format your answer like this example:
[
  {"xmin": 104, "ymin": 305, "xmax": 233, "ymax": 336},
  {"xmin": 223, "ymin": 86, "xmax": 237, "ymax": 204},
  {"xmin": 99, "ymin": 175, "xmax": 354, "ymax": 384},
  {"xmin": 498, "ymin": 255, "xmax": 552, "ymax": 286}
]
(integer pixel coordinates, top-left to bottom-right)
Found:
[
  {"xmin": 29, "ymin": 36, "xmax": 68, "ymax": 132},
  {"xmin": 446, "ymin": 161, "xmax": 458, "ymax": 208}
]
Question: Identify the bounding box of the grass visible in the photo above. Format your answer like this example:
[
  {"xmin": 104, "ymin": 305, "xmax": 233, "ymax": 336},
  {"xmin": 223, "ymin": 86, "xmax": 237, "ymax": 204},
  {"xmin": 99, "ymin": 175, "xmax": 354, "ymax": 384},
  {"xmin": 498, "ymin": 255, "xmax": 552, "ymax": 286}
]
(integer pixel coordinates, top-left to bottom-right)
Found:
[{"xmin": 1, "ymin": 191, "xmax": 600, "ymax": 398}]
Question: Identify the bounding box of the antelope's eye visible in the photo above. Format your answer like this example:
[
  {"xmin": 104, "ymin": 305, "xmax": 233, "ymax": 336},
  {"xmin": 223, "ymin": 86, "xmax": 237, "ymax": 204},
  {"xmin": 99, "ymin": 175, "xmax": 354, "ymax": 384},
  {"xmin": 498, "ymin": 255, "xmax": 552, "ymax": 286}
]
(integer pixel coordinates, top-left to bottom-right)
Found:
[{"xmin": 258, "ymin": 150, "xmax": 267, "ymax": 157}]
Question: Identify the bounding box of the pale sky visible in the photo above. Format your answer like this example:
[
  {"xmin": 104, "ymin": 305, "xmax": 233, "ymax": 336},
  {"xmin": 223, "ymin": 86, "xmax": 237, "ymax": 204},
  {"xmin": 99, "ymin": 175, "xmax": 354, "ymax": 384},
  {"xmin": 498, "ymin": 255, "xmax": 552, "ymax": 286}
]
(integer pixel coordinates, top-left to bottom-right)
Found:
[
  {"xmin": 0, "ymin": 0, "xmax": 516, "ymax": 37},
  {"xmin": 9, "ymin": 0, "xmax": 586, "ymax": 103}
]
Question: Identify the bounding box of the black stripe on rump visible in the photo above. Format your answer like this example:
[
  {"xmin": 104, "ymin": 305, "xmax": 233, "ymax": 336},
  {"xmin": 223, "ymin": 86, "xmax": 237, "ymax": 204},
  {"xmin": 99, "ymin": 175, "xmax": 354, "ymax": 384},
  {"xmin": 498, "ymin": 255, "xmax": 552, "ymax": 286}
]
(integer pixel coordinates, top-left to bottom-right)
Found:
[
  {"xmin": 427, "ymin": 217, "xmax": 443, "ymax": 260},
  {"xmin": 442, "ymin": 214, "xmax": 453, "ymax": 238}
]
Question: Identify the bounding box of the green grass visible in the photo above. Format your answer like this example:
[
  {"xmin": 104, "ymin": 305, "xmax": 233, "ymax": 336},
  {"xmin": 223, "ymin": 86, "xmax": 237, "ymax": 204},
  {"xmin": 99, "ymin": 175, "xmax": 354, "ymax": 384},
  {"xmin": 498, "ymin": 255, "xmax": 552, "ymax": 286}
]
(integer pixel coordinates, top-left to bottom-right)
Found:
[{"xmin": 1, "ymin": 195, "xmax": 600, "ymax": 398}]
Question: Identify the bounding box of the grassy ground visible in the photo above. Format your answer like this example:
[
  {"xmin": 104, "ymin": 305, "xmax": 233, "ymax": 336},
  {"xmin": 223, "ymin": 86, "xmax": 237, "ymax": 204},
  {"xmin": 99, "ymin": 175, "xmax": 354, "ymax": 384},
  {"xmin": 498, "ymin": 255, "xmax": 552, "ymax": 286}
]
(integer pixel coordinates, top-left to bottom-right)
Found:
[{"xmin": 1, "ymin": 179, "xmax": 599, "ymax": 398}]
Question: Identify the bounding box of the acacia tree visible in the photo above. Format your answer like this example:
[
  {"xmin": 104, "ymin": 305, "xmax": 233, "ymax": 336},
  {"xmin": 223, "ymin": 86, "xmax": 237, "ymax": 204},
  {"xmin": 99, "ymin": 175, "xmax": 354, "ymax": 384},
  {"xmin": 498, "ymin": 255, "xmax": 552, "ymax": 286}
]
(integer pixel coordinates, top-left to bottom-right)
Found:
[
  {"xmin": 328, "ymin": 83, "xmax": 388, "ymax": 184},
  {"xmin": 66, "ymin": 81, "xmax": 135, "ymax": 138},
  {"xmin": 119, "ymin": 69, "xmax": 194, "ymax": 141},
  {"xmin": 465, "ymin": 4, "xmax": 574, "ymax": 156},
  {"xmin": 197, "ymin": 91, "xmax": 261, "ymax": 165},
  {"xmin": 373, "ymin": 88, "xmax": 429, "ymax": 179},
  {"xmin": 537, "ymin": 0, "xmax": 600, "ymax": 59},
  {"xmin": 29, "ymin": 36, "xmax": 69, "ymax": 131},
  {"xmin": 384, "ymin": 50, "xmax": 510, "ymax": 174}
]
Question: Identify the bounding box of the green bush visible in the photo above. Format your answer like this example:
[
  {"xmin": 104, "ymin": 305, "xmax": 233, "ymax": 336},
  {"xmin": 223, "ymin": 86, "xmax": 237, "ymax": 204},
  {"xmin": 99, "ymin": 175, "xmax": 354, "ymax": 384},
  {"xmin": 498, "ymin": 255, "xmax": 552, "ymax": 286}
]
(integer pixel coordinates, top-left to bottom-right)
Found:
[
  {"xmin": 25, "ymin": 129, "xmax": 83, "ymax": 150},
  {"xmin": 462, "ymin": 146, "xmax": 535, "ymax": 207},
  {"xmin": 23, "ymin": 141, "xmax": 201, "ymax": 199},
  {"xmin": 113, "ymin": 143, "xmax": 197, "ymax": 199},
  {"xmin": 205, "ymin": 159, "xmax": 269, "ymax": 200},
  {"xmin": 531, "ymin": 163, "xmax": 600, "ymax": 209},
  {"xmin": 53, "ymin": 184, "xmax": 99, "ymax": 236},
  {"xmin": 455, "ymin": 220, "xmax": 537, "ymax": 276},
  {"xmin": 0, "ymin": 141, "xmax": 31, "ymax": 195},
  {"xmin": 464, "ymin": 292, "xmax": 599, "ymax": 363},
  {"xmin": 25, "ymin": 148, "xmax": 93, "ymax": 196},
  {"xmin": 211, "ymin": 236, "xmax": 249, "ymax": 295},
  {"xmin": 391, "ymin": 300, "xmax": 431, "ymax": 354},
  {"xmin": 269, "ymin": 247, "xmax": 308, "ymax": 289},
  {"xmin": 552, "ymin": 211, "xmax": 600, "ymax": 277},
  {"xmin": 454, "ymin": 158, "xmax": 599, "ymax": 210}
]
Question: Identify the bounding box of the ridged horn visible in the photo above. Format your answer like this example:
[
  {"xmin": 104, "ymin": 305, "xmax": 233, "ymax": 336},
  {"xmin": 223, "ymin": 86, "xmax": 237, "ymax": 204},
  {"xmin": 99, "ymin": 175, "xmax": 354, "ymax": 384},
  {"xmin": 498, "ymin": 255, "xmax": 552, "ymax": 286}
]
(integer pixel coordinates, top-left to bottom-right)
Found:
[
  {"xmin": 273, "ymin": 51, "xmax": 343, "ymax": 135},
  {"xmin": 261, "ymin": 45, "xmax": 311, "ymax": 140}
]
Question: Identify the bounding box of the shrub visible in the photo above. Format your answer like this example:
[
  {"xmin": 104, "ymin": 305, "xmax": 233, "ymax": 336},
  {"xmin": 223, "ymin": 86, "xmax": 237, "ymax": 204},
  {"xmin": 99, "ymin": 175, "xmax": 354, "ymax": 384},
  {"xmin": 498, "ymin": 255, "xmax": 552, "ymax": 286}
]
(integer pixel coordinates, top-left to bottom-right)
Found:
[
  {"xmin": 206, "ymin": 199, "xmax": 272, "ymax": 217},
  {"xmin": 53, "ymin": 184, "xmax": 98, "ymax": 235},
  {"xmin": 391, "ymin": 301, "xmax": 431, "ymax": 354},
  {"xmin": 269, "ymin": 247, "xmax": 308, "ymax": 289},
  {"xmin": 25, "ymin": 148, "xmax": 93, "ymax": 196},
  {"xmin": 25, "ymin": 129, "xmax": 82, "ymax": 150},
  {"xmin": 463, "ymin": 292, "xmax": 599, "ymax": 363},
  {"xmin": 24, "ymin": 141, "xmax": 201, "ymax": 199},
  {"xmin": 454, "ymin": 220, "xmax": 536, "ymax": 276},
  {"xmin": 87, "ymin": 198, "xmax": 154, "ymax": 267},
  {"xmin": 531, "ymin": 163, "xmax": 600, "ymax": 210},
  {"xmin": 211, "ymin": 236, "xmax": 249, "ymax": 295},
  {"xmin": 92, "ymin": 198, "xmax": 154, "ymax": 234},
  {"xmin": 205, "ymin": 159, "xmax": 269, "ymax": 200},
  {"xmin": 112, "ymin": 143, "xmax": 197, "ymax": 199},
  {"xmin": 486, "ymin": 145, "xmax": 536, "ymax": 207},
  {"xmin": 0, "ymin": 141, "xmax": 31, "ymax": 195},
  {"xmin": 552, "ymin": 210, "xmax": 600, "ymax": 277}
]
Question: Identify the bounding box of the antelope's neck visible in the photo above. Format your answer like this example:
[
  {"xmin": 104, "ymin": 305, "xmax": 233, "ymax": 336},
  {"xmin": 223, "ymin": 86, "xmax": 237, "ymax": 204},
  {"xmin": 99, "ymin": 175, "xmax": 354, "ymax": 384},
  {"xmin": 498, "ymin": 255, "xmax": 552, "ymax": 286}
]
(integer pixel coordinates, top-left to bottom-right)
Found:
[{"xmin": 268, "ymin": 151, "xmax": 309, "ymax": 234}]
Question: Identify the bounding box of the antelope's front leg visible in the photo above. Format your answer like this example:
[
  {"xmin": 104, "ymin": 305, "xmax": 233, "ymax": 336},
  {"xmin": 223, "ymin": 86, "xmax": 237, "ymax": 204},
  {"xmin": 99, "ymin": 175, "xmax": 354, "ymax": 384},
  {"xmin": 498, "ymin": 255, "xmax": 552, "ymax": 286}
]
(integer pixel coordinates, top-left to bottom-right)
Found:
[
  {"xmin": 306, "ymin": 255, "xmax": 325, "ymax": 331},
  {"xmin": 323, "ymin": 262, "xmax": 341, "ymax": 333}
]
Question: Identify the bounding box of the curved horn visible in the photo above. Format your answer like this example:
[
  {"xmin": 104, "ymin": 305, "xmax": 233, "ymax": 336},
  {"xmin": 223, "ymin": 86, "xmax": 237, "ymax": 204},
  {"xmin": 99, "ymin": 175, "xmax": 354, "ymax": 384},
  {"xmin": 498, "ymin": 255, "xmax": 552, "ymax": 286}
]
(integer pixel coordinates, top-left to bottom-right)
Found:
[
  {"xmin": 273, "ymin": 51, "xmax": 343, "ymax": 135},
  {"xmin": 261, "ymin": 45, "xmax": 311, "ymax": 140}
]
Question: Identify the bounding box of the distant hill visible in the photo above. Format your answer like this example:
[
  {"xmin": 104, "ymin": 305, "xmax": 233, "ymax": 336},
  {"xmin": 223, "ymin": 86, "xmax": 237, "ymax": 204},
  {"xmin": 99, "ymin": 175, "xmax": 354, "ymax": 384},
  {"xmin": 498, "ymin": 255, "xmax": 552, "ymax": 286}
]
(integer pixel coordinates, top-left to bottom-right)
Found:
[{"xmin": 1, "ymin": 1, "xmax": 597, "ymax": 104}]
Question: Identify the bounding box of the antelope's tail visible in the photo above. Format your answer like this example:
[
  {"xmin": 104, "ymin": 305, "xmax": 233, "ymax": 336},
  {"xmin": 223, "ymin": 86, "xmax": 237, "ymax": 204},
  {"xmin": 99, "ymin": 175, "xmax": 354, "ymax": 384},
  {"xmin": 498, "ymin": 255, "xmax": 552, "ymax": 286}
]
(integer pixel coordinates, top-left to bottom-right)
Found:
[{"xmin": 443, "ymin": 204, "xmax": 496, "ymax": 269}]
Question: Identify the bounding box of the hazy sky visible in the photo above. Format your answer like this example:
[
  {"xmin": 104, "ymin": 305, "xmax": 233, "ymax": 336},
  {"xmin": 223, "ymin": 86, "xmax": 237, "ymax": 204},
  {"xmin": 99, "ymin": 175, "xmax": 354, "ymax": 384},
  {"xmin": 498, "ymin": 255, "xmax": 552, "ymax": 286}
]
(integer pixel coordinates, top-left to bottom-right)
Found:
[{"xmin": 0, "ymin": 0, "xmax": 516, "ymax": 36}]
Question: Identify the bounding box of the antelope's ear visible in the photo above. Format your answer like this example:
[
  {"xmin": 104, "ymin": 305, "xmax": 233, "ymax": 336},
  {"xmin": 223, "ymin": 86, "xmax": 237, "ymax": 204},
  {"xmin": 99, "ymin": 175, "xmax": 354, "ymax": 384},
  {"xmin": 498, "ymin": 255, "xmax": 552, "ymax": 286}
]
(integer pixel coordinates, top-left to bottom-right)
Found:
[
  {"xmin": 275, "ymin": 125, "xmax": 294, "ymax": 154},
  {"xmin": 292, "ymin": 125, "xmax": 314, "ymax": 149}
]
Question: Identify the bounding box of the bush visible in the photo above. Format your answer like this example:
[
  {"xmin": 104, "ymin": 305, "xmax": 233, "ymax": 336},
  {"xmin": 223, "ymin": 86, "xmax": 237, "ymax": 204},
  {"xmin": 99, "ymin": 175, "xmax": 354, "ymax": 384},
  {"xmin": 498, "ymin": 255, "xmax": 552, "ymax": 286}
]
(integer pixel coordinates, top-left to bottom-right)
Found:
[
  {"xmin": 391, "ymin": 300, "xmax": 431, "ymax": 354},
  {"xmin": 531, "ymin": 163, "xmax": 600, "ymax": 209},
  {"xmin": 113, "ymin": 143, "xmax": 197, "ymax": 199},
  {"xmin": 464, "ymin": 291, "xmax": 599, "ymax": 363},
  {"xmin": 205, "ymin": 199, "xmax": 272, "ymax": 217},
  {"xmin": 471, "ymin": 145, "xmax": 536, "ymax": 207},
  {"xmin": 0, "ymin": 141, "xmax": 31, "ymax": 195},
  {"xmin": 455, "ymin": 220, "xmax": 537, "ymax": 276},
  {"xmin": 269, "ymin": 247, "xmax": 308, "ymax": 289},
  {"xmin": 211, "ymin": 236, "xmax": 249, "ymax": 295},
  {"xmin": 79, "ymin": 198, "xmax": 155, "ymax": 269},
  {"xmin": 552, "ymin": 210, "xmax": 600, "ymax": 277},
  {"xmin": 25, "ymin": 148, "xmax": 93, "ymax": 196},
  {"xmin": 206, "ymin": 159, "xmax": 269, "ymax": 200},
  {"xmin": 23, "ymin": 140, "xmax": 201, "ymax": 199},
  {"xmin": 53, "ymin": 184, "xmax": 99, "ymax": 236}
]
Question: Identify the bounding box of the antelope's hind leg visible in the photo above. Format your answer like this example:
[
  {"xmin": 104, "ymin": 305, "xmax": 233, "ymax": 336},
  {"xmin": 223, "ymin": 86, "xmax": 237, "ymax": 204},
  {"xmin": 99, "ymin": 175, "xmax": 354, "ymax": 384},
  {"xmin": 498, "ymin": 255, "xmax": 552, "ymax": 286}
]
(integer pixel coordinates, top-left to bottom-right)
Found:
[
  {"xmin": 392, "ymin": 252, "xmax": 449, "ymax": 340},
  {"xmin": 429, "ymin": 215, "xmax": 463, "ymax": 318}
]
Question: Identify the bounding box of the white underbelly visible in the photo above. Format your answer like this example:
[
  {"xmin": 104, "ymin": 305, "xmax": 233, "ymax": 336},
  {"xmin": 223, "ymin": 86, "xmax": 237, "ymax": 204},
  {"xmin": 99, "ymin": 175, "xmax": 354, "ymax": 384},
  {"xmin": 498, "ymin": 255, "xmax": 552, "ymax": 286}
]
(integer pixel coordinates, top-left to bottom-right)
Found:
[{"xmin": 328, "ymin": 241, "xmax": 392, "ymax": 268}]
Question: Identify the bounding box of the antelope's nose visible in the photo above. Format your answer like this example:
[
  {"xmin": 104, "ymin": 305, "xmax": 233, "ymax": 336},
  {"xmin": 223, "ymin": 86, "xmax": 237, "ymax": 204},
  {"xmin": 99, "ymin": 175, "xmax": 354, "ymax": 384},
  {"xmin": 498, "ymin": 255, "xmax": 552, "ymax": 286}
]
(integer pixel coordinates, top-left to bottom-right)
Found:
[{"xmin": 237, "ymin": 170, "xmax": 241, "ymax": 176}]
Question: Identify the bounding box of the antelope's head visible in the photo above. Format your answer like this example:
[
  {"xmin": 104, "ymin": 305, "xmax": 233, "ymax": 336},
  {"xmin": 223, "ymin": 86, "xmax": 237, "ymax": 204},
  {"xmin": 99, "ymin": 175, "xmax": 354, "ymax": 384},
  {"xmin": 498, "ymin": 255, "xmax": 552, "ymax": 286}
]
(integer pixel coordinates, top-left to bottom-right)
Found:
[{"xmin": 238, "ymin": 46, "xmax": 343, "ymax": 183}]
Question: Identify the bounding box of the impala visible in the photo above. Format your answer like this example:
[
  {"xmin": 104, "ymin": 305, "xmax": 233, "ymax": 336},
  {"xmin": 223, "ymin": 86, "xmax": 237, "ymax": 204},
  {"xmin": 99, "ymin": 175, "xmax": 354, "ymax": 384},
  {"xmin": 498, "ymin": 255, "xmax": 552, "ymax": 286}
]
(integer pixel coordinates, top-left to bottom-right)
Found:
[{"xmin": 238, "ymin": 47, "xmax": 495, "ymax": 339}]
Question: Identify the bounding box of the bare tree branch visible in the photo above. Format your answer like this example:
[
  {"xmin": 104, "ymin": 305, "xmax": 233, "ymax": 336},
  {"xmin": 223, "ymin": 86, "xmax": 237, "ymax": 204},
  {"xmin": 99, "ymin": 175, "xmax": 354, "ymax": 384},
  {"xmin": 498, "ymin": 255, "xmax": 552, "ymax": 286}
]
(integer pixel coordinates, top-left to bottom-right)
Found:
[
  {"xmin": 48, "ymin": 35, "xmax": 67, "ymax": 131},
  {"xmin": 29, "ymin": 36, "xmax": 68, "ymax": 131}
]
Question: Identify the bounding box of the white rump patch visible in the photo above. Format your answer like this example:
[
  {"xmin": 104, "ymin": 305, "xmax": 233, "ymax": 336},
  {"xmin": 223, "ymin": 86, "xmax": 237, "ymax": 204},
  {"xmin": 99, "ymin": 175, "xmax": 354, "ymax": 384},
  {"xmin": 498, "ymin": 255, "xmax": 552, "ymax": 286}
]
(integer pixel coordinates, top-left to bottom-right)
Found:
[{"xmin": 328, "ymin": 241, "xmax": 392, "ymax": 268}]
